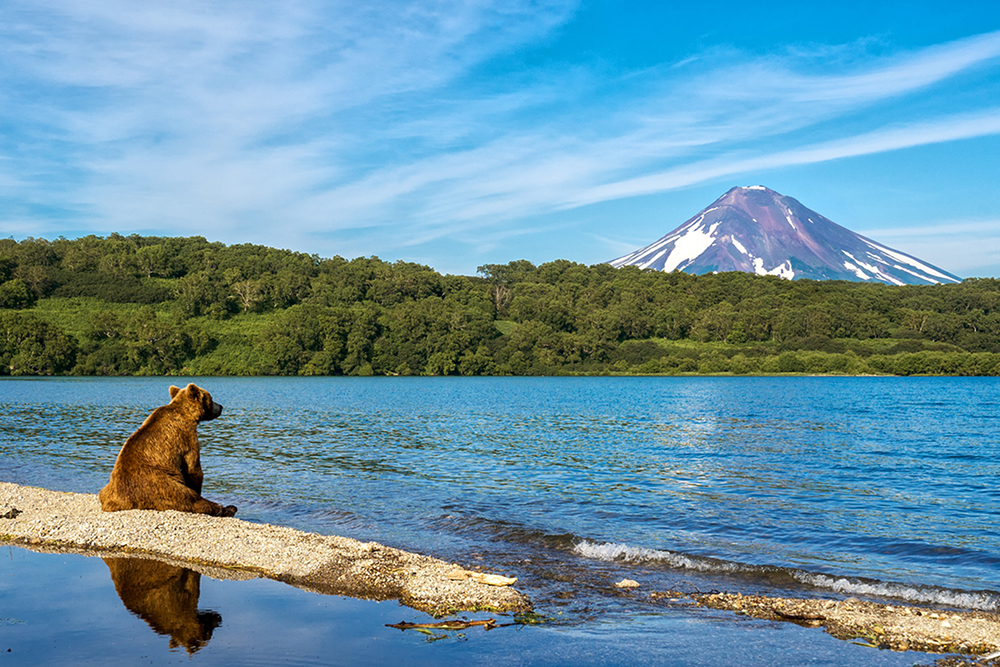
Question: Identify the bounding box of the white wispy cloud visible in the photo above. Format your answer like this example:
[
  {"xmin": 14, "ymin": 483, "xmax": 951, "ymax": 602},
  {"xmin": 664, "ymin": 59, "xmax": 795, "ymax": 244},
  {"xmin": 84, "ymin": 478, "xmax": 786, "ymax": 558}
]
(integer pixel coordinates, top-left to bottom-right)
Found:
[
  {"xmin": 1, "ymin": 2, "xmax": 999, "ymax": 270},
  {"xmin": 572, "ymin": 108, "xmax": 1000, "ymax": 207},
  {"xmin": 0, "ymin": 0, "xmax": 578, "ymax": 232},
  {"xmin": 289, "ymin": 28, "xmax": 1000, "ymax": 247}
]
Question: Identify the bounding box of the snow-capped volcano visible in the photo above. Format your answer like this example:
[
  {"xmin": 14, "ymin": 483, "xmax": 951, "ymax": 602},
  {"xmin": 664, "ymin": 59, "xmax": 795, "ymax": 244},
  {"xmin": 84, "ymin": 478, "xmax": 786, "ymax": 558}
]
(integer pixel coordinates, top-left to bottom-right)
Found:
[{"xmin": 610, "ymin": 186, "xmax": 960, "ymax": 285}]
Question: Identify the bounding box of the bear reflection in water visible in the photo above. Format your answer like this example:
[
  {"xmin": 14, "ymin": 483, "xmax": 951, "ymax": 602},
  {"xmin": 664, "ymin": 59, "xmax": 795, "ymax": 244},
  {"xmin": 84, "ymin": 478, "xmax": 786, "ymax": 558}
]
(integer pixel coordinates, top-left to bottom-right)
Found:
[{"xmin": 104, "ymin": 557, "xmax": 222, "ymax": 654}]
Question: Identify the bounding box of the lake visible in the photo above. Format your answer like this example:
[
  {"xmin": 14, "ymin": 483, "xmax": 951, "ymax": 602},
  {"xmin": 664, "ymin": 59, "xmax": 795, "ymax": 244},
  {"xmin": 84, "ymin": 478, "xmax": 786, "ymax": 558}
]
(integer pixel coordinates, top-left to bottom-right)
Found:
[{"xmin": 2, "ymin": 376, "xmax": 998, "ymax": 665}]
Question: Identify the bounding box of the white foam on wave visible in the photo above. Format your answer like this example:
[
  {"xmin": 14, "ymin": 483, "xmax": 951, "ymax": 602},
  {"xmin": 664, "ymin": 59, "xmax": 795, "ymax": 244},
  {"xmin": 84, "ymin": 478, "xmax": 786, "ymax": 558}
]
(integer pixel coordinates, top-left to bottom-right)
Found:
[
  {"xmin": 573, "ymin": 540, "xmax": 999, "ymax": 611},
  {"xmin": 573, "ymin": 540, "xmax": 732, "ymax": 572},
  {"xmin": 795, "ymin": 573, "xmax": 999, "ymax": 611}
]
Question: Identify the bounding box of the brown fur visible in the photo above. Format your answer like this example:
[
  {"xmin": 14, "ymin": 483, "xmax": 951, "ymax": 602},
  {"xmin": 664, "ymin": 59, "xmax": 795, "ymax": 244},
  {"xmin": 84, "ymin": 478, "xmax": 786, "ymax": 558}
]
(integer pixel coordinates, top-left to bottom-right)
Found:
[
  {"xmin": 104, "ymin": 557, "xmax": 222, "ymax": 654},
  {"xmin": 98, "ymin": 383, "xmax": 237, "ymax": 517}
]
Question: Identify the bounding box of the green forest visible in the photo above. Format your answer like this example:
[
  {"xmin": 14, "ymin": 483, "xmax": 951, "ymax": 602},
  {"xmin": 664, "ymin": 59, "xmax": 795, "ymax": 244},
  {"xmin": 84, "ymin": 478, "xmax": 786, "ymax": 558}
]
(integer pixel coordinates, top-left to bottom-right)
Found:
[{"xmin": 2, "ymin": 234, "xmax": 1000, "ymax": 377}]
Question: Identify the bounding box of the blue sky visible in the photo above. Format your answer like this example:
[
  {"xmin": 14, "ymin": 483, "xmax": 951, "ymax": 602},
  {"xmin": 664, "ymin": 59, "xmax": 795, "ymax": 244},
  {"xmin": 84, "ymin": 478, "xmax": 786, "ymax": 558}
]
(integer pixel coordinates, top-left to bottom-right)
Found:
[{"xmin": 2, "ymin": 1, "xmax": 1000, "ymax": 277}]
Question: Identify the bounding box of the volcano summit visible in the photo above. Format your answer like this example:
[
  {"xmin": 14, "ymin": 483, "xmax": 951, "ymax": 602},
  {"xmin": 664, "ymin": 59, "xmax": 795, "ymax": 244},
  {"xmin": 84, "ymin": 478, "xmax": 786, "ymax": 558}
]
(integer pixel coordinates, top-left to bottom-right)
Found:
[{"xmin": 610, "ymin": 186, "xmax": 960, "ymax": 285}]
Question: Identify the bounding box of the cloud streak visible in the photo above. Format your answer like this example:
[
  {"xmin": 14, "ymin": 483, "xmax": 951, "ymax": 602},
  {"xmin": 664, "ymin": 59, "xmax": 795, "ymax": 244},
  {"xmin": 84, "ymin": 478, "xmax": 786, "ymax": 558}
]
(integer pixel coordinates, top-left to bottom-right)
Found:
[
  {"xmin": 0, "ymin": 1, "xmax": 578, "ymax": 232},
  {"xmin": 1, "ymin": 3, "xmax": 999, "ymax": 272},
  {"xmin": 288, "ymin": 28, "xmax": 1000, "ymax": 246},
  {"xmin": 572, "ymin": 108, "xmax": 1000, "ymax": 207}
]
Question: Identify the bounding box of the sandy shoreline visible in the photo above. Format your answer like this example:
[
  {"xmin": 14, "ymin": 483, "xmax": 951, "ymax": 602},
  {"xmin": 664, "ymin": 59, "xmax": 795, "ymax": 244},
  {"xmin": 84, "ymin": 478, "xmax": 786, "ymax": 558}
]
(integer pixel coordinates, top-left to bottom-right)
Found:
[{"xmin": 0, "ymin": 482, "xmax": 530, "ymax": 615}]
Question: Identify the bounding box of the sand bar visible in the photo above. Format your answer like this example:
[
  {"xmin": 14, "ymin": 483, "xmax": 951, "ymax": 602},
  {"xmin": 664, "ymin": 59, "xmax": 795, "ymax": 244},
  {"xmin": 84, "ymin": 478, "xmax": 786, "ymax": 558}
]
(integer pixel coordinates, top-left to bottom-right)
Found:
[{"xmin": 0, "ymin": 482, "xmax": 530, "ymax": 615}]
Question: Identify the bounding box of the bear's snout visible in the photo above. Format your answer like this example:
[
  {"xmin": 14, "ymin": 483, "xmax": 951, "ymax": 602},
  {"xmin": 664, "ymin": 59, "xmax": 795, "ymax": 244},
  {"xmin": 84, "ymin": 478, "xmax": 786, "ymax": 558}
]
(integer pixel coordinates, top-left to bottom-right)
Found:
[{"xmin": 206, "ymin": 402, "xmax": 223, "ymax": 421}]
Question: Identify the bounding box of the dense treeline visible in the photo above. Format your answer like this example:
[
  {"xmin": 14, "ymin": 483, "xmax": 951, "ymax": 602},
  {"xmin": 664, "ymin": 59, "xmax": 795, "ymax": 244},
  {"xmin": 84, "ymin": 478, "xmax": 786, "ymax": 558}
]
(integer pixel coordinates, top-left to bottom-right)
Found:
[{"xmin": 2, "ymin": 234, "xmax": 999, "ymax": 376}]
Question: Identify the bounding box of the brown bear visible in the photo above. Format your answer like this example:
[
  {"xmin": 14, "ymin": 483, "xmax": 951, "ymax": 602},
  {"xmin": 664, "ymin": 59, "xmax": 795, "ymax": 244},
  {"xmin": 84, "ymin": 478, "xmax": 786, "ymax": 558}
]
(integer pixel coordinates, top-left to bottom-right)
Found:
[
  {"xmin": 99, "ymin": 383, "xmax": 237, "ymax": 517},
  {"xmin": 104, "ymin": 557, "xmax": 222, "ymax": 654}
]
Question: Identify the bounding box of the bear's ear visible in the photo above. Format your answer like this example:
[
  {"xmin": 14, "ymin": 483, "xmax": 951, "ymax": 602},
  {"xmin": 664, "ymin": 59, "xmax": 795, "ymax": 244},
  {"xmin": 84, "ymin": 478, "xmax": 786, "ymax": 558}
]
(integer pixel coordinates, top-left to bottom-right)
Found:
[
  {"xmin": 169, "ymin": 385, "xmax": 181, "ymax": 399},
  {"xmin": 187, "ymin": 383, "xmax": 201, "ymax": 398}
]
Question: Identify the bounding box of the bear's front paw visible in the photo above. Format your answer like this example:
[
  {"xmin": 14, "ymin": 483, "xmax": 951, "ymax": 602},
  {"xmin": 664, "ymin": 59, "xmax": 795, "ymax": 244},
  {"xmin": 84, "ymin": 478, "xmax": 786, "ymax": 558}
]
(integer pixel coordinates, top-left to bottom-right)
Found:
[{"xmin": 221, "ymin": 505, "xmax": 237, "ymax": 517}]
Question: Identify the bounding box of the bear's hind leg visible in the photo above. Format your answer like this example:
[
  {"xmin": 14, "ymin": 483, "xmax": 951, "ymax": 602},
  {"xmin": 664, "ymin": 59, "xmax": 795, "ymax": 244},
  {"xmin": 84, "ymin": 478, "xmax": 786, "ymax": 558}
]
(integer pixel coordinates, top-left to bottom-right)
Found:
[{"xmin": 152, "ymin": 482, "xmax": 235, "ymax": 517}]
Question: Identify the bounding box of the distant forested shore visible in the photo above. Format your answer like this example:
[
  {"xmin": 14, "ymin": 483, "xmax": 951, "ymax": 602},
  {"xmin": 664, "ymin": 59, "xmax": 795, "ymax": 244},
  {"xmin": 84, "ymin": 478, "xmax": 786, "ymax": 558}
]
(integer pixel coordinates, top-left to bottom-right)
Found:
[{"xmin": 2, "ymin": 234, "xmax": 999, "ymax": 377}]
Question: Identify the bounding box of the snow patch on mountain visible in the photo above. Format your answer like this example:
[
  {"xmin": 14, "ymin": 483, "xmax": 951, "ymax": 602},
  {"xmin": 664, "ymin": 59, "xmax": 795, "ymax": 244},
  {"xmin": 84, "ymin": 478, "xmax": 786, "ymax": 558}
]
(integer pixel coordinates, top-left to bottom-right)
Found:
[
  {"xmin": 843, "ymin": 261, "xmax": 871, "ymax": 281},
  {"xmin": 753, "ymin": 258, "xmax": 795, "ymax": 279},
  {"xmin": 660, "ymin": 221, "xmax": 719, "ymax": 272},
  {"xmin": 783, "ymin": 208, "xmax": 797, "ymax": 231},
  {"xmin": 863, "ymin": 240, "xmax": 957, "ymax": 283}
]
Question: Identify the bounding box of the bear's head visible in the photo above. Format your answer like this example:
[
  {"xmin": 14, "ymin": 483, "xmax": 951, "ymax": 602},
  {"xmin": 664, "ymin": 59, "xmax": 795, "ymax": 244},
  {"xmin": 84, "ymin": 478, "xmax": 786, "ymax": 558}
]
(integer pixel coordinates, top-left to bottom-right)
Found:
[{"xmin": 168, "ymin": 383, "xmax": 223, "ymax": 422}]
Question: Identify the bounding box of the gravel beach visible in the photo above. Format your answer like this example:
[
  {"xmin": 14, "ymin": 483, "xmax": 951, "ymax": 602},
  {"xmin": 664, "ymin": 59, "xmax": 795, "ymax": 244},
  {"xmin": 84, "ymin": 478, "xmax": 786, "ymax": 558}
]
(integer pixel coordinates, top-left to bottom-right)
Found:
[{"xmin": 0, "ymin": 482, "xmax": 530, "ymax": 615}]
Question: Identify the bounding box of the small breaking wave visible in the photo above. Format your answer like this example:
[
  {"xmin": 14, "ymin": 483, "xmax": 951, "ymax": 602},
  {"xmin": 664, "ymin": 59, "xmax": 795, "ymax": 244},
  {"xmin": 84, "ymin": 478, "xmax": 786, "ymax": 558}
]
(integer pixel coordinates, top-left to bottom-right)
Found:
[
  {"xmin": 573, "ymin": 540, "xmax": 1000, "ymax": 611},
  {"xmin": 573, "ymin": 540, "xmax": 732, "ymax": 573},
  {"xmin": 794, "ymin": 573, "xmax": 1000, "ymax": 611}
]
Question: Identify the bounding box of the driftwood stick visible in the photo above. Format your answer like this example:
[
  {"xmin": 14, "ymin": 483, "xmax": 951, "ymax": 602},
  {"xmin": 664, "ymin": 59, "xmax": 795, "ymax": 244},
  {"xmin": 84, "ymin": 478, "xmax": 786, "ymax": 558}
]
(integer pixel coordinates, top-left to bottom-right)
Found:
[{"xmin": 386, "ymin": 618, "xmax": 497, "ymax": 631}]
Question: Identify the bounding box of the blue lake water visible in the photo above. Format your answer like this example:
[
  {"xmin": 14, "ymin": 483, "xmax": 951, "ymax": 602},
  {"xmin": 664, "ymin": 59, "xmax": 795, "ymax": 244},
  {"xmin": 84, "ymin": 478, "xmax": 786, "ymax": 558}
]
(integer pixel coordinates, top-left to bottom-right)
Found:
[{"xmin": 2, "ymin": 376, "xmax": 999, "ymax": 665}]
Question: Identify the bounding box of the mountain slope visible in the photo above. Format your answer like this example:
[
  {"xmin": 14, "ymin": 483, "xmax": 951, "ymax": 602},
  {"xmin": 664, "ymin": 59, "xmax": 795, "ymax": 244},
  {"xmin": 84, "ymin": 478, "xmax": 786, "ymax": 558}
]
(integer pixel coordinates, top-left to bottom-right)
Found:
[{"xmin": 610, "ymin": 186, "xmax": 960, "ymax": 285}]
